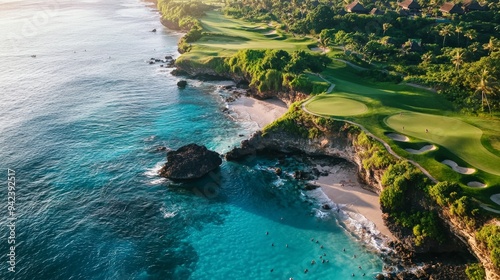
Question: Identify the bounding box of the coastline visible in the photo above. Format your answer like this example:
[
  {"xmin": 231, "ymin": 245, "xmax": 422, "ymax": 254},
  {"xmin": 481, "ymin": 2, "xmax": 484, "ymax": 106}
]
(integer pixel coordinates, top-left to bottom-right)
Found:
[
  {"xmin": 313, "ymin": 164, "xmax": 395, "ymax": 241},
  {"xmin": 226, "ymin": 94, "xmax": 394, "ymax": 244},
  {"xmin": 227, "ymin": 96, "xmax": 288, "ymax": 129}
]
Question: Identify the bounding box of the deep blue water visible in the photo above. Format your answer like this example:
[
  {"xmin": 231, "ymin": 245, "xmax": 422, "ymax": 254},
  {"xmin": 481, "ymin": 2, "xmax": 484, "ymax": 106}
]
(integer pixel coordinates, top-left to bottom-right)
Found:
[{"xmin": 0, "ymin": 1, "xmax": 384, "ymax": 279}]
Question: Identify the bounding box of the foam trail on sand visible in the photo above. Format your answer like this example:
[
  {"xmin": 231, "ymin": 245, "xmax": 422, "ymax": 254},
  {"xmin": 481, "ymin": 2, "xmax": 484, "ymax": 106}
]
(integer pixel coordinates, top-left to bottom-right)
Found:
[{"xmin": 306, "ymin": 188, "xmax": 393, "ymax": 254}]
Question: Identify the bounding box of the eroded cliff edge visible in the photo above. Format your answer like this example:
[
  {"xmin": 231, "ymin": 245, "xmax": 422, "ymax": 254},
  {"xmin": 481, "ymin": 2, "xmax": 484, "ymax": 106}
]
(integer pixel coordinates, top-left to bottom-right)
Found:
[
  {"xmin": 172, "ymin": 54, "xmax": 499, "ymax": 278},
  {"xmin": 225, "ymin": 102, "xmax": 497, "ymax": 279}
]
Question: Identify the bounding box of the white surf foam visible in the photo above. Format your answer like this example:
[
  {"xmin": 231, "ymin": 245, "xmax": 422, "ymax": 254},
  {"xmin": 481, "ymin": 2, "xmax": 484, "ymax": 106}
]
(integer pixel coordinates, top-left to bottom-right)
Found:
[
  {"xmin": 144, "ymin": 161, "xmax": 164, "ymax": 177},
  {"xmin": 306, "ymin": 187, "xmax": 393, "ymax": 254}
]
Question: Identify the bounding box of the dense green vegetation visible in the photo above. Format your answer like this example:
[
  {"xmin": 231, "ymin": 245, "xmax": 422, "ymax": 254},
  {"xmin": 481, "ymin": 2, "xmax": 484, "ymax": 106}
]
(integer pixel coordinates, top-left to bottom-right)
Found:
[
  {"xmin": 227, "ymin": 49, "xmax": 331, "ymax": 94},
  {"xmin": 466, "ymin": 263, "xmax": 486, "ymax": 280},
  {"xmin": 476, "ymin": 224, "xmax": 500, "ymax": 269},
  {"xmin": 225, "ymin": 0, "xmax": 500, "ymax": 115}
]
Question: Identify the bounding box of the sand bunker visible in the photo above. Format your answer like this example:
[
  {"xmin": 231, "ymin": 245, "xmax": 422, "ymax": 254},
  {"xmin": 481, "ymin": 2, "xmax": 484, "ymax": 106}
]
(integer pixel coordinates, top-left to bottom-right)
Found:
[
  {"xmin": 405, "ymin": 145, "xmax": 436, "ymax": 154},
  {"xmin": 387, "ymin": 133, "xmax": 409, "ymax": 142},
  {"xmin": 491, "ymin": 194, "xmax": 500, "ymax": 206},
  {"xmin": 441, "ymin": 160, "xmax": 476, "ymax": 175},
  {"xmin": 467, "ymin": 181, "xmax": 487, "ymax": 188}
]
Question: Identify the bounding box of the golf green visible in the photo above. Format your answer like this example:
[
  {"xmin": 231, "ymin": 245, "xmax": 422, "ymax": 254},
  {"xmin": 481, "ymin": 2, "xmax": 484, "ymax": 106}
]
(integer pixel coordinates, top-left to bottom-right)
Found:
[
  {"xmin": 386, "ymin": 112, "xmax": 500, "ymax": 176},
  {"xmin": 305, "ymin": 96, "xmax": 368, "ymax": 116}
]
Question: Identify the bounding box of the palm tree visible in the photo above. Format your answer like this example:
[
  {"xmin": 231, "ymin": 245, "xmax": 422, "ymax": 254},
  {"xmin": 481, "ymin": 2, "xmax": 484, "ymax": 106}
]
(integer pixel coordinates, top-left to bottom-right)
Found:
[
  {"xmin": 483, "ymin": 37, "xmax": 500, "ymax": 55},
  {"xmin": 439, "ymin": 25, "xmax": 454, "ymax": 48},
  {"xmin": 421, "ymin": 52, "xmax": 433, "ymax": 65},
  {"xmin": 475, "ymin": 69, "xmax": 497, "ymax": 115},
  {"xmin": 455, "ymin": 25, "xmax": 463, "ymax": 46},
  {"xmin": 464, "ymin": 29, "xmax": 477, "ymax": 47},
  {"xmin": 382, "ymin": 23, "xmax": 392, "ymax": 36},
  {"xmin": 451, "ymin": 49, "xmax": 465, "ymax": 71}
]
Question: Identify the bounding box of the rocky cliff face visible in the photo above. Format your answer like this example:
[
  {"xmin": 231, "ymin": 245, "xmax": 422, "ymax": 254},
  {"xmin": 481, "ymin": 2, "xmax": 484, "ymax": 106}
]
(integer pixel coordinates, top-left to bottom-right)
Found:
[
  {"xmin": 226, "ymin": 126, "xmax": 385, "ymax": 193},
  {"xmin": 226, "ymin": 118, "xmax": 491, "ymax": 279}
]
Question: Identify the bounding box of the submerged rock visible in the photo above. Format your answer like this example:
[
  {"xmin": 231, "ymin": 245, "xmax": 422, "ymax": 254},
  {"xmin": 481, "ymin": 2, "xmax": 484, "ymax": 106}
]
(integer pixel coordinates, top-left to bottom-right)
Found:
[{"xmin": 159, "ymin": 144, "xmax": 222, "ymax": 180}]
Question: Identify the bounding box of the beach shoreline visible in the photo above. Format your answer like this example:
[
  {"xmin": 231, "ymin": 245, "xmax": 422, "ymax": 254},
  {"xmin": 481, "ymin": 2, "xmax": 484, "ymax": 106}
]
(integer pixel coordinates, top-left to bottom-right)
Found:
[
  {"xmin": 227, "ymin": 95, "xmax": 288, "ymax": 129},
  {"xmin": 226, "ymin": 94, "xmax": 393, "ymax": 243},
  {"xmin": 310, "ymin": 163, "xmax": 395, "ymax": 242}
]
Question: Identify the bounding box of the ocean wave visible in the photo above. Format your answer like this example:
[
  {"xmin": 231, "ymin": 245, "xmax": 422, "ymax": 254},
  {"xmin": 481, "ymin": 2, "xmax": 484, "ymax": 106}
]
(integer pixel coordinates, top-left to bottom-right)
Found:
[
  {"xmin": 144, "ymin": 161, "xmax": 163, "ymax": 177},
  {"xmin": 305, "ymin": 188, "xmax": 393, "ymax": 254},
  {"xmin": 160, "ymin": 207, "xmax": 178, "ymax": 219}
]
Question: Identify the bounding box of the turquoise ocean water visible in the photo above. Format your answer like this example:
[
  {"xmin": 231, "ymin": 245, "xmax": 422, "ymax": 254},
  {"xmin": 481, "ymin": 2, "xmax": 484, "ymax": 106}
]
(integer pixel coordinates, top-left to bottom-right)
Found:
[{"xmin": 0, "ymin": 0, "xmax": 385, "ymax": 279}]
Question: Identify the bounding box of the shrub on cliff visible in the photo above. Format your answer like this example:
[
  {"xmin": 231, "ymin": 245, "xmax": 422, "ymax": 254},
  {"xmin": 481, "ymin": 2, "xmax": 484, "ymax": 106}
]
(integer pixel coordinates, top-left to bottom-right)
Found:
[
  {"xmin": 465, "ymin": 263, "xmax": 486, "ymax": 280},
  {"xmin": 225, "ymin": 49, "xmax": 331, "ymax": 94},
  {"xmin": 379, "ymin": 160, "xmax": 428, "ymax": 213},
  {"xmin": 355, "ymin": 133, "xmax": 393, "ymax": 170},
  {"xmin": 476, "ymin": 224, "xmax": 500, "ymax": 269},
  {"xmin": 158, "ymin": 0, "xmax": 211, "ymax": 30},
  {"xmin": 263, "ymin": 102, "xmax": 315, "ymax": 138},
  {"xmin": 428, "ymin": 181, "xmax": 481, "ymax": 229}
]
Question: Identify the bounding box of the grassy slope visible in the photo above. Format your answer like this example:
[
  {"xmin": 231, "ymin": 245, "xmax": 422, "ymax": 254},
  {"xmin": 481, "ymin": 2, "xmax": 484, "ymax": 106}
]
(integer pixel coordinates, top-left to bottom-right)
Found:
[
  {"xmin": 179, "ymin": 10, "xmax": 315, "ymax": 63},
  {"xmin": 304, "ymin": 61, "xmax": 500, "ymax": 207}
]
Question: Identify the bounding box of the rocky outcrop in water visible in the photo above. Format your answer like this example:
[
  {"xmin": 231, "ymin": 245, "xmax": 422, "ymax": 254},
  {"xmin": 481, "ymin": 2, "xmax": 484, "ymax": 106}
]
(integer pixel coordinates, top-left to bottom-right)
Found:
[{"xmin": 160, "ymin": 144, "xmax": 222, "ymax": 179}]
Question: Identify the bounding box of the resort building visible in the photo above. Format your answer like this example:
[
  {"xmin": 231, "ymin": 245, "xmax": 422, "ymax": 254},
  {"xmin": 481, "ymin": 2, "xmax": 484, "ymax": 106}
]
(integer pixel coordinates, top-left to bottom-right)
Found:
[
  {"xmin": 398, "ymin": 0, "xmax": 422, "ymax": 13},
  {"xmin": 462, "ymin": 0, "xmax": 486, "ymax": 12},
  {"xmin": 440, "ymin": 2, "xmax": 464, "ymax": 14},
  {"xmin": 346, "ymin": 1, "xmax": 367, "ymax": 13}
]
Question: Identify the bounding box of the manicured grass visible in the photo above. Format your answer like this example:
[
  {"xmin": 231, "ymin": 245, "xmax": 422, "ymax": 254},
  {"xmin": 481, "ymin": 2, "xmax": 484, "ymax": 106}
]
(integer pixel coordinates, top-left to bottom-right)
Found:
[
  {"xmin": 305, "ymin": 96, "xmax": 368, "ymax": 116},
  {"xmin": 195, "ymin": 11, "xmax": 314, "ymax": 53},
  {"xmin": 386, "ymin": 112, "xmax": 500, "ymax": 176},
  {"xmin": 304, "ymin": 60, "xmax": 500, "ymax": 205}
]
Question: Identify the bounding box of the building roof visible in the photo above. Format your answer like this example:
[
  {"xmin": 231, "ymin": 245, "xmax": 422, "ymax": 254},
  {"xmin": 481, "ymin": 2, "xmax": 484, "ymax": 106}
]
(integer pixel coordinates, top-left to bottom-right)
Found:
[
  {"xmin": 462, "ymin": 0, "xmax": 486, "ymax": 11},
  {"xmin": 346, "ymin": 1, "xmax": 367, "ymax": 13},
  {"xmin": 440, "ymin": 2, "xmax": 464, "ymax": 14},
  {"xmin": 398, "ymin": 0, "xmax": 421, "ymax": 10},
  {"xmin": 370, "ymin": 8, "xmax": 384, "ymax": 15}
]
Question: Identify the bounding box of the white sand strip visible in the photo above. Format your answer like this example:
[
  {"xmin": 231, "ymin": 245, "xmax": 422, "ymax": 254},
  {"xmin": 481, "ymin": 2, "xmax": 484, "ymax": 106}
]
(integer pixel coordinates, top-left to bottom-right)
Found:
[
  {"xmin": 229, "ymin": 96, "xmax": 288, "ymax": 129},
  {"xmin": 491, "ymin": 194, "xmax": 500, "ymax": 206},
  {"xmin": 387, "ymin": 133, "xmax": 409, "ymax": 142},
  {"xmin": 467, "ymin": 181, "xmax": 487, "ymax": 188},
  {"xmin": 405, "ymin": 145, "xmax": 436, "ymax": 154},
  {"xmin": 441, "ymin": 159, "xmax": 476, "ymax": 175},
  {"xmin": 313, "ymin": 164, "xmax": 395, "ymax": 240}
]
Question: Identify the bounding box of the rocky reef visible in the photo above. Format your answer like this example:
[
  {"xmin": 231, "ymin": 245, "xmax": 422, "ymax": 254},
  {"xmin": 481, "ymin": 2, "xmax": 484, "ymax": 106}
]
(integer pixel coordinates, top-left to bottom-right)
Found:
[{"xmin": 159, "ymin": 144, "xmax": 222, "ymax": 180}]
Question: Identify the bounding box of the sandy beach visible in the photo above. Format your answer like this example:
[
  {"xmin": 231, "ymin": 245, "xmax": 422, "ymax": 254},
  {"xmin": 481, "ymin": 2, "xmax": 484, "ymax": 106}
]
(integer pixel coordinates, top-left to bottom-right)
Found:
[
  {"xmin": 229, "ymin": 96, "xmax": 288, "ymax": 129},
  {"xmin": 313, "ymin": 164, "xmax": 395, "ymax": 241},
  {"xmin": 229, "ymin": 95, "xmax": 394, "ymax": 241}
]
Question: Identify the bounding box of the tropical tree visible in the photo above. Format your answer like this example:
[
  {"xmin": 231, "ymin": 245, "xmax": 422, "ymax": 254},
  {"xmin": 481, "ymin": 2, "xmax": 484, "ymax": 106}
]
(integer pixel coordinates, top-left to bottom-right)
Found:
[
  {"xmin": 464, "ymin": 29, "xmax": 477, "ymax": 47},
  {"xmin": 421, "ymin": 52, "xmax": 433, "ymax": 66},
  {"xmin": 455, "ymin": 25, "xmax": 464, "ymax": 46},
  {"xmin": 451, "ymin": 49, "xmax": 465, "ymax": 71},
  {"xmin": 382, "ymin": 23, "xmax": 392, "ymax": 36},
  {"xmin": 483, "ymin": 37, "xmax": 500, "ymax": 55},
  {"xmin": 475, "ymin": 69, "xmax": 497, "ymax": 115},
  {"xmin": 439, "ymin": 24, "xmax": 454, "ymax": 48}
]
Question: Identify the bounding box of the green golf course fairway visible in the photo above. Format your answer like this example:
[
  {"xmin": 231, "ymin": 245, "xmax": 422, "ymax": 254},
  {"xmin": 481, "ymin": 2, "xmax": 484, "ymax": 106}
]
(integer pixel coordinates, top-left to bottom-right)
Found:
[
  {"xmin": 198, "ymin": 11, "xmax": 314, "ymax": 50},
  {"xmin": 386, "ymin": 112, "xmax": 500, "ymax": 176},
  {"xmin": 304, "ymin": 96, "xmax": 369, "ymax": 116}
]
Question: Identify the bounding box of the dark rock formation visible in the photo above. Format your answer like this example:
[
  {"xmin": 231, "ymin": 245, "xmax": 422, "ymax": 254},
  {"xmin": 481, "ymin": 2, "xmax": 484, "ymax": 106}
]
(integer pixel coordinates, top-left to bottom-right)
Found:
[
  {"xmin": 159, "ymin": 144, "xmax": 222, "ymax": 179},
  {"xmin": 177, "ymin": 80, "xmax": 187, "ymax": 88}
]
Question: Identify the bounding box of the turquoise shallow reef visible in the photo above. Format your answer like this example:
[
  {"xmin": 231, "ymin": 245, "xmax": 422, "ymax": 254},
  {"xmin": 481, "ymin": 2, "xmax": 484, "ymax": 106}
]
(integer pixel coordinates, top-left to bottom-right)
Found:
[{"xmin": 0, "ymin": 0, "xmax": 384, "ymax": 279}]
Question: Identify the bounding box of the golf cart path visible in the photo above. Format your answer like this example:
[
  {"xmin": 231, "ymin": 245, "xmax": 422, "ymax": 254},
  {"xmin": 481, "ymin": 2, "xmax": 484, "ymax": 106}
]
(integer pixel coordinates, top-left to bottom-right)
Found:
[
  {"xmin": 302, "ymin": 72, "xmax": 500, "ymax": 214},
  {"xmin": 302, "ymin": 76, "xmax": 439, "ymax": 184}
]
